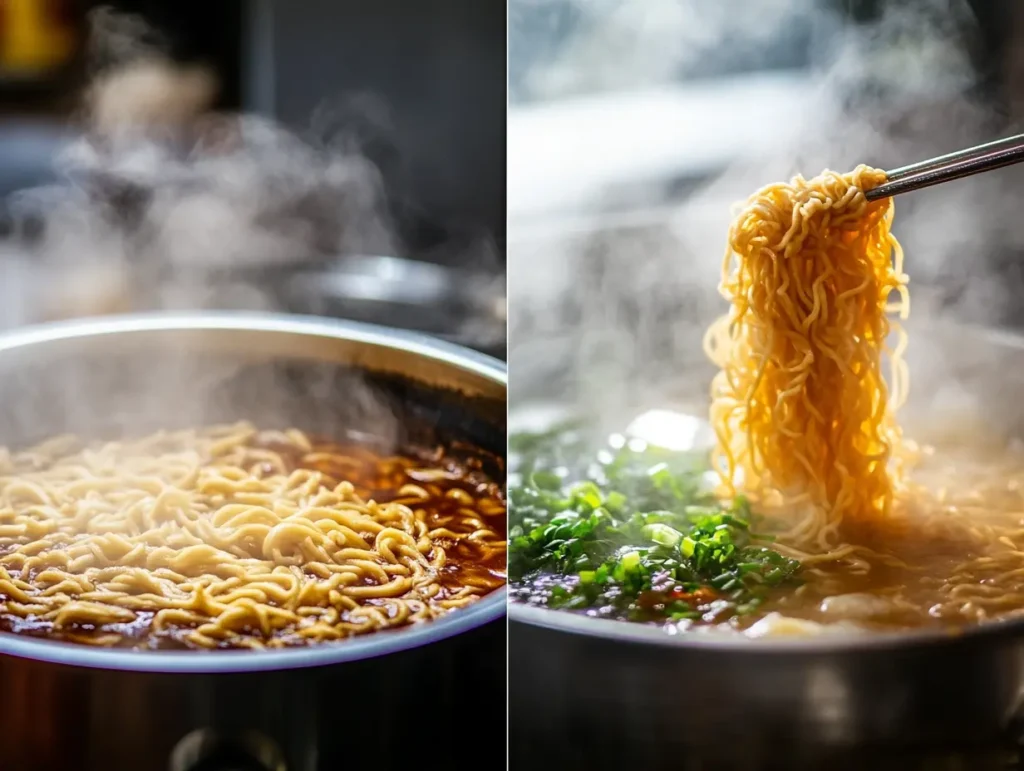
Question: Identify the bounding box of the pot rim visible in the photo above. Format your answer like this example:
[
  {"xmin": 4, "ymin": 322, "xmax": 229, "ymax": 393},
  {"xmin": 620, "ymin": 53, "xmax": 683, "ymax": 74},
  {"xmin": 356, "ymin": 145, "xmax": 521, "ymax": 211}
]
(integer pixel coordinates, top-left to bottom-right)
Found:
[
  {"xmin": 0, "ymin": 310, "xmax": 507, "ymax": 382},
  {"xmin": 0, "ymin": 310, "xmax": 507, "ymax": 673},
  {"xmin": 509, "ymin": 321, "xmax": 1024, "ymax": 657},
  {"xmin": 507, "ymin": 601, "xmax": 1005, "ymax": 655}
]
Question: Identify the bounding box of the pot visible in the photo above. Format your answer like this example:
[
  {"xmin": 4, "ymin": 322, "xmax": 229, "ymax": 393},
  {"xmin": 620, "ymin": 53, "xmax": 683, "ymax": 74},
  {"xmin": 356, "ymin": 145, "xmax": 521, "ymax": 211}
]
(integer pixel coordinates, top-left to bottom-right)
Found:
[
  {"xmin": 508, "ymin": 322, "xmax": 1024, "ymax": 771},
  {"xmin": 0, "ymin": 312, "xmax": 507, "ymax": 771}
]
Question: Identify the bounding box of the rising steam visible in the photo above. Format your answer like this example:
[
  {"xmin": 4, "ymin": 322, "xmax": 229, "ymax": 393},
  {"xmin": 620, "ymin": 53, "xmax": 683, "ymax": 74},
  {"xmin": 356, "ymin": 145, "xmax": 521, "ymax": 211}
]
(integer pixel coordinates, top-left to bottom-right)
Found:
[
  {"xmin": 509, "ymin": 0, "xmax": 1019, "ymax": 427},
  {"xmin": 0, "ymin": 7, "xmax": 404, "ymax": 325},
  {"xmin": 0, "ymin": 7, "xmax": 485, "ymax": 455}
]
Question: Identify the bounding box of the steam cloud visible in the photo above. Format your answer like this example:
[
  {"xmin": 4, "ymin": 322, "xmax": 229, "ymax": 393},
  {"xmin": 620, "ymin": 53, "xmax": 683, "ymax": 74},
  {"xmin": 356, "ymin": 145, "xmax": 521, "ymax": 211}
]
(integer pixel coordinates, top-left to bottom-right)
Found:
[
  {"xmin": 509, "ymin": 0, "xmax": 1022, "ymax": 431},
  {"xmin": 0, "ymin": 7, "xmax": 499, "ymax": 453},
  {"xmin": 0, "ymin": 7, "xmax": 418, "ymax": 326}
]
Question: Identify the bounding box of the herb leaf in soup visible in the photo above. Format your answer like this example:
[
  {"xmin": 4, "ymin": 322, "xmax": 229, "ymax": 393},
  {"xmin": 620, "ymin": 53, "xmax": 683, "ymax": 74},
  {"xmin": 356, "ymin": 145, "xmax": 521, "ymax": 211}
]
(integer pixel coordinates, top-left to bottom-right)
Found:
[{"xmin": 508, "ymin": 427, "xmax": 801, "ymax": 625}]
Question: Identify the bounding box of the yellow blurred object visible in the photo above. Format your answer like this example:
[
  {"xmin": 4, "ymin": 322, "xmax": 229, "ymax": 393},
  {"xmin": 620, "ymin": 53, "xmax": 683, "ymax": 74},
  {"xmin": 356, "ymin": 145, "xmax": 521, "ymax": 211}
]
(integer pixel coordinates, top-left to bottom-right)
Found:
[{"xmin": 1, "ymin": 0, "xmax": 76, "ymax": 75}]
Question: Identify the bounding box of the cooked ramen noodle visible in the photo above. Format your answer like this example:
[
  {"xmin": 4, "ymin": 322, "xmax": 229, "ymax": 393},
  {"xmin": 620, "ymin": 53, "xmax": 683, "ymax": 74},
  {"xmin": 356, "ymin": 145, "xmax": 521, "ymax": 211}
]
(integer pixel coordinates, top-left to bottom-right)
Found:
[
  {"xmin": 0, "ymin": 422, "xmax": 506, "ymax": 649},
  {"xmin": 700, "ymin": 164, "xmax": 1024, "ymax": 630},
  {"xmin": 704, "ymin": 165, "xmax": 910, "ymax": 552}
]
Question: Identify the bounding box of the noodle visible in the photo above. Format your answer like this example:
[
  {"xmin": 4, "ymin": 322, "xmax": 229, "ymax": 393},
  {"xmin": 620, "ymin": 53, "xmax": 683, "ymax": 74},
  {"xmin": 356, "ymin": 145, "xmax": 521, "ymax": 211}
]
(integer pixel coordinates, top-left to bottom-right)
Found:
[
  {"xmin": 704, "ymin": 165, "xmax": 910, "ymax": 551},
  {"xmin": 700, "ymin": 164, "xmax": 1024, "ymax": 632},
  {"xmin": 0, "ymin": 422, "xmax": 506, "ymax": 649}
]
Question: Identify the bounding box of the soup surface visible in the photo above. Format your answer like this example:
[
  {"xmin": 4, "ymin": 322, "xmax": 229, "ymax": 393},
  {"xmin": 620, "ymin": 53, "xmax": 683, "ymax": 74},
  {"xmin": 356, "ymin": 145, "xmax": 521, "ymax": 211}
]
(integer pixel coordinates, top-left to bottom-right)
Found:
[
  {"xmin": 0, "ymin": 422, "xmax": 506, "ymax": 650},
  {"xmin": 508, "ymin": 411, "xmax": 1024, "ymax": 638}
]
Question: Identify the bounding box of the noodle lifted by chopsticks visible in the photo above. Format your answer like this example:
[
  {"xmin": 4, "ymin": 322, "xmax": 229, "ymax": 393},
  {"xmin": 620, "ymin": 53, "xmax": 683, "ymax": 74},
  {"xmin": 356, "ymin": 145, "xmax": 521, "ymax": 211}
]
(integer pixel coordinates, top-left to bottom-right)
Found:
[{"xmin": 704, "ymin": 165, "xmax": 910, "ymax": 551}]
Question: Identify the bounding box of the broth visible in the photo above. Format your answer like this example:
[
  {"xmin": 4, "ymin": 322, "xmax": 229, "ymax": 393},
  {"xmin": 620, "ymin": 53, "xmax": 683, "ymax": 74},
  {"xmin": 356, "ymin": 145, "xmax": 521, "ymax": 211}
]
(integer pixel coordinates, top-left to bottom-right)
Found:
[{"xmin": 508, "ymin": 416, "xmax": 1024, "ymax": 638}]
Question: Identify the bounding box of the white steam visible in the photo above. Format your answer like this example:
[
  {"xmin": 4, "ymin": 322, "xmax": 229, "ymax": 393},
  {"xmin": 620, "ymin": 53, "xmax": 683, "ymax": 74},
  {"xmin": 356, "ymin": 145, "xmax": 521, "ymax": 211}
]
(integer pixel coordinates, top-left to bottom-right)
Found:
[
  {"xmin": 521, "ymin": 0, "xmax": 811, "ymax": 100},
  {"xmin": 0, "ymin": 7, "xmax": 463, "ymax": 452},
  {"xmin": 509, "ymin": 0, "xmax": 1019, "ymax": 425},
  {"xmin": 0, "ymin": 7, "xmax": 412, "ymax": 326}
]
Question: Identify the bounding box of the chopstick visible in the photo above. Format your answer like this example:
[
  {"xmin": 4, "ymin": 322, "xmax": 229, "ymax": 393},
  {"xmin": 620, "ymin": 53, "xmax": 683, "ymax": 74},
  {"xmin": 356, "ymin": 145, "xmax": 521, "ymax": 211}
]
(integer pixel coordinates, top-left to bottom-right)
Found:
[{"xmin": 864, "ymin": 132, "xmax": 1024, "ymax": 201}]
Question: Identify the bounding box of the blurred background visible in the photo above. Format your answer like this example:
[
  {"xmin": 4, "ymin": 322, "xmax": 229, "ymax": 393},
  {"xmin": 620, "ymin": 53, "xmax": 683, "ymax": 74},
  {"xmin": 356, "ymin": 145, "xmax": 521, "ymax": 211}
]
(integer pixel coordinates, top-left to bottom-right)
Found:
[
  {"xmin": 508, "ymin": 0, "xmax": 1024, "ymax": 417},
  {"xmin": 0, "ymin": 0, "xmax": 507, "ymax": 357}
]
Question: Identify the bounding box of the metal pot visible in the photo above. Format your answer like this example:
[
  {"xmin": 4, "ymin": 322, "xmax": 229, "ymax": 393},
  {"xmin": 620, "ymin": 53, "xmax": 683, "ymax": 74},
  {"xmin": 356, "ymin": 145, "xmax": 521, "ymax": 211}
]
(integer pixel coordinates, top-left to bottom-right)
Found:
[
  {"xmin": 0, "ymin": 312, "xmax": 506, "ymax": 771},
  {"xmin": 508, "ymin": 323, "xmax": 1024, "ymax": 771}
]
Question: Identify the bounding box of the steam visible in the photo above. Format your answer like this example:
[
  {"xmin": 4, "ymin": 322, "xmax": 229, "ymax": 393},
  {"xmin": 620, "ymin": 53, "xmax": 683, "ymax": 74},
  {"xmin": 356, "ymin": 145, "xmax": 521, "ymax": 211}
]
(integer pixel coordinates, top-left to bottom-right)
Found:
[
  {"xmin": 509, "ymin": 0, "xmax": 1021, "ymax": 429},
  {"xmin": 0, "ymin": 7, "xmax": 499, "ymax": 454},
  {"xmin": 0, "ymin": 7, "xmax": 413, "ymax": 326},
  {"xmin": 84, "ymin": 7, "xmax": 216, "ymax": 135},
  {"xmin": 522, "ymin": 0, "xmax": 811, "ymax": 100}
]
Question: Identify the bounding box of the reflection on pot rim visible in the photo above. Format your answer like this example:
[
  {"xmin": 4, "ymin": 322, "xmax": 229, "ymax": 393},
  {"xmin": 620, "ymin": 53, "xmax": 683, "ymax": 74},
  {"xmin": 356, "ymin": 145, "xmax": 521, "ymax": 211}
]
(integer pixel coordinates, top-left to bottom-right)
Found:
[{"xmin": 0, "ymin": 310, "xmax": 508, "ymax": 379}]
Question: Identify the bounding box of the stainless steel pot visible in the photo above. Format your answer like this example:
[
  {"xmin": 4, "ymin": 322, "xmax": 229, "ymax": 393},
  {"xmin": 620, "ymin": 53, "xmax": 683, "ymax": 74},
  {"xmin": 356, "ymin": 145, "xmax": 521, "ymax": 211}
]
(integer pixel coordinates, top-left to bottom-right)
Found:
[
  {"xmin": 508, "ymin": 323, "xmax": 1024, "ymax": 771},
  {"xmin": 0, "ymin": 312, "xmax": 506, "ymax": 771}
]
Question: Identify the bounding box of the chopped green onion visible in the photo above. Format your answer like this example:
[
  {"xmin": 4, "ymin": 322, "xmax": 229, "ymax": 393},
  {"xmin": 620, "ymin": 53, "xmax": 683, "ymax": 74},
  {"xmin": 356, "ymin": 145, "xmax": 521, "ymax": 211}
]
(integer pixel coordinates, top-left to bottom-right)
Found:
[
  {"xmin": 642, "ymin": 523, "xmax": 683, "ymax": 548},
  {"xmin": 508, "ymin": 426, "xmax": 802, "ymax": 624}
]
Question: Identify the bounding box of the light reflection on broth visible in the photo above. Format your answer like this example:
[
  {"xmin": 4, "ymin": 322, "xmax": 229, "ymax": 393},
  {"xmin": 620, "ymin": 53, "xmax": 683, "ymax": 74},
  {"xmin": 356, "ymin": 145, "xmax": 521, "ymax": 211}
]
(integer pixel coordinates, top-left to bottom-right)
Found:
[
  {"xmin": 0, "ymin": 422, "xmax": 507, "ymax": 650},
  {"xmin": 757, "ymin": 434, "xmax": 1024, "ymax": 633}
]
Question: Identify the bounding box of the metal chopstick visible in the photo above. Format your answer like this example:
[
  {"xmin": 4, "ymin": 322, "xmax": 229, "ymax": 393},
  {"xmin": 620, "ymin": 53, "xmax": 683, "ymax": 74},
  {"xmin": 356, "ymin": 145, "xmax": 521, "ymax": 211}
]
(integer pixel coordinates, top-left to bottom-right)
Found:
[
  {"xmin": 864, "ymin": 132, "xmax": 1024, "ymax": 201},
  {"xmin": 883, "ymin": 133, "xmax": 1024, "ymax": 180}
]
